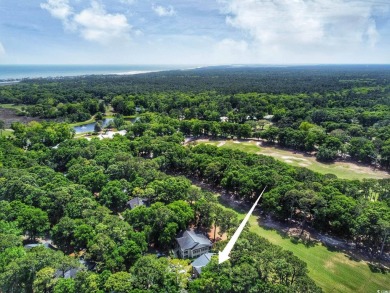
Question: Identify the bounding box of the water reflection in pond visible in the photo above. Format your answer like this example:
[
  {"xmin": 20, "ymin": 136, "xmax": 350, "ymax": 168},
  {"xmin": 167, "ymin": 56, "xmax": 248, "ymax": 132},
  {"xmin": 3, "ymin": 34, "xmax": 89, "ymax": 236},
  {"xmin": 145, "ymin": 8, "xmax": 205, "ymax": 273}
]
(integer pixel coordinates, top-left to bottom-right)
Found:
[{"xmin": 73, "ymin": 118, "xmax": 114, "ymax": 134}]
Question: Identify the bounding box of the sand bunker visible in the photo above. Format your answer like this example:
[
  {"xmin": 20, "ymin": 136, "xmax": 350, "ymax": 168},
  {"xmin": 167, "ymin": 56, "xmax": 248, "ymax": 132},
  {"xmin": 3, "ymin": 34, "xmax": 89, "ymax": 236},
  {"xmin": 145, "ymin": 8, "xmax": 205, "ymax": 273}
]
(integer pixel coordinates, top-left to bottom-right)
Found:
[{"xmin": 281, "ymin": 155, "xmax": 307, "ymax": 161}]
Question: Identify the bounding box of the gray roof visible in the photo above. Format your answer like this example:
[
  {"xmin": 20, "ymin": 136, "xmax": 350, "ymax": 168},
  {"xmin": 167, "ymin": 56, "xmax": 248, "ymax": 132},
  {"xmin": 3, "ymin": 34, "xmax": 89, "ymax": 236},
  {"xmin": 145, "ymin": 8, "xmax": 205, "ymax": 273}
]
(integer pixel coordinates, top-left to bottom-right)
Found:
[
  {"xmin": 79, "ymin": 259, "xmax": 96, "ymax": 271},
  {"xmin": 55, "ymin": 268, "xmax": 81, "ymax": 279},
  {"xmin": 176, "ymin": 230, "xmax": 212, "ymax": 250},
  {"xmin": 127, "ymin": 197, "xmax": 147, "ymax": 209},
  {"xmin": 54, "ymin": 258, "xmax": 96, "ymax": 279},
  {"xmin": 192, "ymin": 253, "xmax": 214, "ymax": 274},
  {"xmin": 24, "ymin": 243, "xmax": 55, "ymax": 250},
  {"xmin": 65, "ymin": 268, "xmax": 80, "ymax": 278}
]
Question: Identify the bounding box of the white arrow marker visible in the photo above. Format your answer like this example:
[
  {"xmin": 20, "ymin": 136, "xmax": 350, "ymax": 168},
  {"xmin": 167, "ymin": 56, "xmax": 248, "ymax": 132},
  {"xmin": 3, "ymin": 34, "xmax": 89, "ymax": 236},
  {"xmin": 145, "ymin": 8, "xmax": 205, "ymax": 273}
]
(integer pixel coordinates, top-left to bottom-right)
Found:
[{"xmin": 218, "ymin": 186, "xmax": 267, "ymax": 264}]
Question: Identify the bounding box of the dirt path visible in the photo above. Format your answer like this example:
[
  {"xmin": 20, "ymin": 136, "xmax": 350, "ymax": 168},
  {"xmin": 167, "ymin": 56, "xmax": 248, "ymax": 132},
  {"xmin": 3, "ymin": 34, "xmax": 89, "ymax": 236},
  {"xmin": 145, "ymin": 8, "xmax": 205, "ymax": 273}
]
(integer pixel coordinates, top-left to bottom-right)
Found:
[{"xmin": 217, "ymin": 141, "xmax": 226, "ymax": 147}]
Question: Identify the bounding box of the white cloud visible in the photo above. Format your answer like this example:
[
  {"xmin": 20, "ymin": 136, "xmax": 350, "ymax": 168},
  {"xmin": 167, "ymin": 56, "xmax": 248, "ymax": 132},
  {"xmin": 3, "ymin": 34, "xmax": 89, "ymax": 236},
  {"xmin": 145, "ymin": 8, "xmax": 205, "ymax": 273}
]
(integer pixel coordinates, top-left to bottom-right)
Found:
[
  {"xmin": 218, "ymin": 0, "xmax": 389, "ymax": 62},
  {"xmin": 0, "ymin": 42, "xmax": 5, "ymax": 56},
  {"xmin": 152, "ymin": 4, "xmax": 176, "ymax": 17},
  {"xmin": 40, "ymin": 0, "xmax": 74, "ymax": 30},
  {"xmin": 215, "ymin": 38, "xmax": 248, "ymax": 53},
  {"xmin": 119, "ymin": 0, "xmax": 135, "ymax": 4},
  {"xmin": 134, "ymin": 29, "xmax": 143, "ymax": 36},
  {"xmin": 365, "ymin": 19, "xmax": 379, "ymax": 48},
  {"xmin": 41, "ymin": 0, "xmax": 132, "ymax": 44},
  {"xmin": 73, "ymin": 2, "xmax": 131, "ymax": 44},
  {"xmin": 213, "ymin": 38, "xmax": 250, "ymax": 63},
  {"xmin": 40, "ymin": 0, "xmax": 72, "ymax": 20}
]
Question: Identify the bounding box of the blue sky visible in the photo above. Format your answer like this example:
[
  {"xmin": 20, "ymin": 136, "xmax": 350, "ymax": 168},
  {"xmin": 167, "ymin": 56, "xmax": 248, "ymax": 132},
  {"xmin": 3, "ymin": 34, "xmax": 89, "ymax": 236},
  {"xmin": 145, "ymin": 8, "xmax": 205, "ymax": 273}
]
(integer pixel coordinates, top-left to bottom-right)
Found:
[{"xmin": 1, "ymin": 0, "xmax": 390, "ymax": 64}]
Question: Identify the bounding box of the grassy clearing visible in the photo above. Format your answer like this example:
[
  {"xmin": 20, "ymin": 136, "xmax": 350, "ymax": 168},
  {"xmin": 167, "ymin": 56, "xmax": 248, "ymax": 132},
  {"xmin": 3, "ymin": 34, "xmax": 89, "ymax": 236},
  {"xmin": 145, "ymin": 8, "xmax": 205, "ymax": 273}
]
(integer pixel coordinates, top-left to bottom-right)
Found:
[
  {"xmin": 0, "ymin": 129, "xmax": 14, "ymax": 138},
  {"xmin": 105, "ymin": 105, "xmax": 115, "ymax": 116},
  {"xmin": 222, "ymin": 140, "xmax": 260, "ymax": 153},
  {"xmin": 199, "ymin": 140, "xmax": 389, "ymax": 180},
  {"xmin": 74, "ymin": 133, "xmax": 93, "ymax": 139},
  {"xmin": 69, "ymin": 116, "xmax": 97, "ymax": 127},
  {"xmin": 214, "ymin": 197, "xmax": 390, "ymax": 293},
  {"xmin": 259, "ymin": 146, "xmax": 387, "ymax": 180},
  {"xmin": 248, "ymin": 218, "xmax": 389, "ymax": 293},
  {"xmin": 104, "ymin": 115, "xmax": 136, "ymax": 119},
  {"xmin": 0, "ymin": 104, "xmax": 26, "ymax": 111}
]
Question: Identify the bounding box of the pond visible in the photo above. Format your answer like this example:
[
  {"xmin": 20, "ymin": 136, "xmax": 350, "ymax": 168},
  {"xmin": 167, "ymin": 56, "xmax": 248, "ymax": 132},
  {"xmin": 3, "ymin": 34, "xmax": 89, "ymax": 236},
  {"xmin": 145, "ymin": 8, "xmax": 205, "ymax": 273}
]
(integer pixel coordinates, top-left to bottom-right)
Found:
[{"xmin": 73, "ymin": 118, "xmax": 114, "ymax": 134}]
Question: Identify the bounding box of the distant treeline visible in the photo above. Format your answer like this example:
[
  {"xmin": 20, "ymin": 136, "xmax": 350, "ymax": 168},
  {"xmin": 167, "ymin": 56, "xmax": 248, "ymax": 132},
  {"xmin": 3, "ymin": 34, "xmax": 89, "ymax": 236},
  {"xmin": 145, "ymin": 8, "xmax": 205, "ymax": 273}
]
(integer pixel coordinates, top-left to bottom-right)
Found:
[
  {"xmin": 1, "ymin": 66, "xmax": 390, "ymax": 168},
  {"xmin": 1, "ymin": 65, "xmax": 390, "ymax": 102}
]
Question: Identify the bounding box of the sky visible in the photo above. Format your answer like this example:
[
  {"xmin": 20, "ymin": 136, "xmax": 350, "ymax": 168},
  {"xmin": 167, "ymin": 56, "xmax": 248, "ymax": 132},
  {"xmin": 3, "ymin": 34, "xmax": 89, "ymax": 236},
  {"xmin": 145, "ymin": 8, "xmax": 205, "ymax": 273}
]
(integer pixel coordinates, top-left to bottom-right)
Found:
[{"xmin": 1, "ymin": 0, "xmax": 390, "ymax": 64}]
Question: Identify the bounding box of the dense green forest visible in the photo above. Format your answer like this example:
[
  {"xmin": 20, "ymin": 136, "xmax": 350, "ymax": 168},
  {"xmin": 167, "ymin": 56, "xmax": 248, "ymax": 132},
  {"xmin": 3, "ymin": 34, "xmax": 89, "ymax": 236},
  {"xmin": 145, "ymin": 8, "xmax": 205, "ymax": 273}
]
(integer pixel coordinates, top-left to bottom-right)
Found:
[
  {"xmin": 0, "ymin": 121, "xmax": 322, "ymax": 292},
  {"xmin": 0, "ymin": 66, "xmax": 389, "ymax": 292},
  {"xmin": 1, "ymin": 66, "xmax": 390, "ymax": 168}
]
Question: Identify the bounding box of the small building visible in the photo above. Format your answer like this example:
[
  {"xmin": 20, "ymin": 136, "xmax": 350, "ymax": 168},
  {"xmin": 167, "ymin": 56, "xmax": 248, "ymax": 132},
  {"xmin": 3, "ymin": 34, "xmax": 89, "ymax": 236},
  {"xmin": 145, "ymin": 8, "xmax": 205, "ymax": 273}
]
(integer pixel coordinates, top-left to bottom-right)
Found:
[
  {"xmin": 220, "ymin": 116, "xmax": 229, "ymax": 122},
  {"xmin": 126, "ymin": 197, "xmax": 148, "ymax": 210},
  {"xmin": 263, "ymin": 114, "xmax": 274, "ymax": 120},
  {"xmin": 55, "ymin": 268, "xmax": 82, "ymax": 279},
  {"xmin": 79, "ymin": 258, "xmax": 97, "ymax": 271},
  {"xmin": 176, "ymin": 230, "xmax": 212, "ymax": 259},
  {"xmin": 55, "ymin": 258, "xmax": 96, "ymax": 279},
  {"xmin": 24, "ymin": 243, "xmax": 56, "ymax": 250},
  {"xmin": 191, "ymin": 253, "xmax": 214, "ymax": 277}
]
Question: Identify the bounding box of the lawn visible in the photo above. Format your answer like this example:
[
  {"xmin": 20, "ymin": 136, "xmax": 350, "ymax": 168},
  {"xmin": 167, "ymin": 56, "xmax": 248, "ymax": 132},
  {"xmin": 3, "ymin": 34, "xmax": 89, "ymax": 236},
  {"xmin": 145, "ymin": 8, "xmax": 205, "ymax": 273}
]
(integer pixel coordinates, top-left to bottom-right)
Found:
[
  {"xmin": 248, "ymin": 218, "xmax": 389, "ymax": 293},
  {"xmin": 215, "ymin": 140, "xmax": 261, "ymax": 153},
  {"xmin": 69, "ymin": 116, "xmax": 97, "ymax": 127},
  {"xmin": 199, "ymin": 140, "xmax": 389, "ymax": 180},
  {"xmin": 0, "ymin": 103, "xmax": 26, "ymax": 111},
  {"xmin": 0, "ymin": 129, "xmax": 14, "ymax": 138},
  {"xmin": 215, "ymin": 197, "xmax": 390, "ymax": 293},
  {"xmin": 74, "ymin": 133, "xmax": 94, "ymax": 139},
  {"xmin": 105, "ymin": 105, "xmax": 116, "ymax": 116}
]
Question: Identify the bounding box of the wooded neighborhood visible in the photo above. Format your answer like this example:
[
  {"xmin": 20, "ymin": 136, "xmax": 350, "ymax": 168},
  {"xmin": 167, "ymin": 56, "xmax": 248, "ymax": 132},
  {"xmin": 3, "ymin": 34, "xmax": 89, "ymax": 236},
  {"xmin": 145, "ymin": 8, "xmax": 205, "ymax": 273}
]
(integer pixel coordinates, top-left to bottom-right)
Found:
[{"xmin": 0, "ymin": 66, "xmax": 389, "ymax": 292}]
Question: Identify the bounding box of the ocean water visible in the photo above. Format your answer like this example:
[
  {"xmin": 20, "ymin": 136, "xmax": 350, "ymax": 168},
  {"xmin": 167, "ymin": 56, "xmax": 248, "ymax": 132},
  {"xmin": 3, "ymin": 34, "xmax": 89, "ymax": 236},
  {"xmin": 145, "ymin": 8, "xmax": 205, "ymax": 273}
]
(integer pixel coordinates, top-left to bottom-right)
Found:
[{"xmin": 0, "ymin": 64, "xmax": 191, "ymax": 80}]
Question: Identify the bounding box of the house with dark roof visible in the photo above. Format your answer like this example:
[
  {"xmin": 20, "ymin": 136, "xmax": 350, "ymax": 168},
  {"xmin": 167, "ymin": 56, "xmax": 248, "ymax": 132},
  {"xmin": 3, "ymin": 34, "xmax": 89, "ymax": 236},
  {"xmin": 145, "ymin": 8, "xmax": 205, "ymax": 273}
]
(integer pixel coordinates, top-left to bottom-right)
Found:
[
  {"xmin": 176, "ymin": 230, "xmax": 212, "ymax": 259},
  {"xmin": 55, "ymin": 268, "xmax": 82, "ymax": 279},
  {"xmin": 191, "ymin": 252, "xmax": 214, "ymax": 277},
  {"xmin": 54, "ymin": 258, "xmax": 96, "ymax": 279},
  {"xmin": 126, "ymin": 197, "xmax": 148, "ymax": 210}
]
